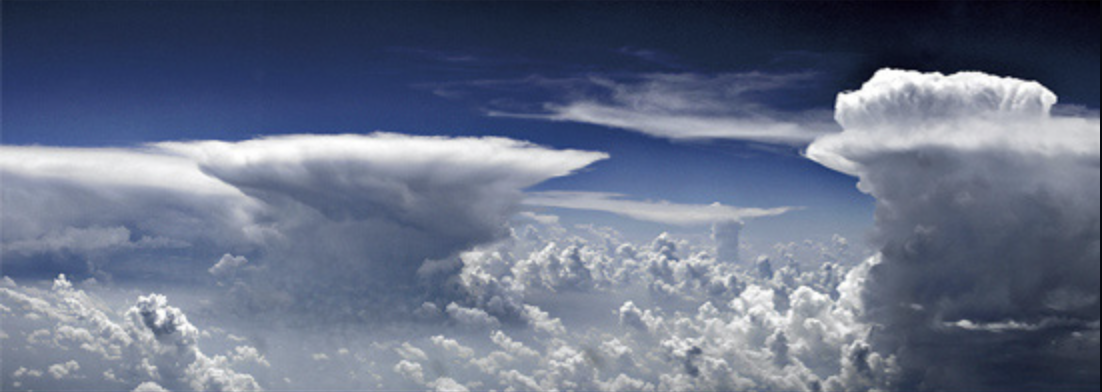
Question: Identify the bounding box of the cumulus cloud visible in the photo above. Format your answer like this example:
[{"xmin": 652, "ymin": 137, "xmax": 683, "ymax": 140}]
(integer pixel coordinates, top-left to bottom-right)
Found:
[
  {"xmin": 131, "ymin": 382, "xmax": 171, "ymax": 392},
  {"xmin": 47, "ymin": 360, "xmax": 80, "ymax": 380},
  {"xmin": 524, "ymin": 191, "xmax": 796, "ymax": 226},
  {"xmin": 478, "ymin": 73, "xmax": 839, "ymax": 144},
  {"xmin": 1, "ymin": 275, "xmax": 264, "ymax": 392},
  {"xmin": 3, "ymin": 217, "xmax": 880, "ymax": 392},
  {"xmin": 208, "ymin": 254, "xmax": 249, "ymax": 280},
  {"xmin": 808, "ymin": 69, "xmax": 1101, "ymax": 390}
]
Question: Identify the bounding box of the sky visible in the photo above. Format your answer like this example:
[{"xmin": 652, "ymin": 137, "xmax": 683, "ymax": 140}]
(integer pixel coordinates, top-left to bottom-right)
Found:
[{"xmin": 1, "ymin": 2, "xmax": 1099, "ymax": 392}]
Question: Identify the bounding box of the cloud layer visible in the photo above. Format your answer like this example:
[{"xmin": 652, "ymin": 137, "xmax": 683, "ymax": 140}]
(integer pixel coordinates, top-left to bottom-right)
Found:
[
  {"xmin": 1, "ymin": 276, "xmax": 262, "ymax": 391},
  {"xmin": 523, "ymin": 191, "xmax": 796, "ymax": 227}
]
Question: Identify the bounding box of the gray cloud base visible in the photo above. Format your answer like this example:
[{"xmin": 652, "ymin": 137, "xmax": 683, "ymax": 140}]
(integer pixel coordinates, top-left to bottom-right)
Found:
[{"xmin": 809, "ymin": 69, "xmax": 1101, "ymax": 390}]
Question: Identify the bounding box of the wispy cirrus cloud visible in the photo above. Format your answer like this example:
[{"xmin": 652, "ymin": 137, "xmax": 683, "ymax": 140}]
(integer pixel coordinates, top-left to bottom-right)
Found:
[{"xmin": 430, "ymin": 72, "xmax": 840, "ymax": 145}]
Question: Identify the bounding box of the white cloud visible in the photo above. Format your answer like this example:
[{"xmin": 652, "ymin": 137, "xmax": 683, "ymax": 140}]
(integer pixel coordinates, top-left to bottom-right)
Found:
[
  {"xmin": 483, "ymin": 73, "xmax": 838, "ymax": 144},
  {"xmin": 1, "ymin": 133, "xmax": 607, "ymax": 320},
  {"xmin": 0, "ymin": 275, "xmax": 263, "ymax": 392},
  {"xmin": 209, "ymin": 254, "xmax": 249, "ymax": 279},
  {"xmin": 393, "ymin": 360, "xmax": 425, "ymax": 385},
  {"xmin": 131, "ymin": 382, "xmax": 170, "ymax": 392},
  {"xmin": 47, "ymin": 360, "xmax": 80, "ymax": 380},
  {"xmin": 429, "ymin": 377, "xmax": 470, "ymax": 392},
  {"xmin": 807, "ymin": 69, "xmax": 1099, "ymax": 176},
  {"xmin": 524, "ymin": 191, "xmax": 795, "ymax": 226},
  {"xmin": 431, "ymin": 335, "xmax": 475, "ymax": 359},
  {"xmin": 446, "ymin": 303, "xmax": 501, "ymax": 328},
  {"xmin": 232, "ymin": 346, "xmax": 271, "ymax": 368},
  {"xmin": 807, "ymin": 69, "xmax": 1101, "ymax": 390}
]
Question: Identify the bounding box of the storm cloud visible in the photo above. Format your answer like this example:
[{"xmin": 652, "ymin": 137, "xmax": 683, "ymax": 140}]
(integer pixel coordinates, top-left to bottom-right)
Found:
[{"xmin": 809, "ymin": 69, "xmax": 1101, "ymax": 390}]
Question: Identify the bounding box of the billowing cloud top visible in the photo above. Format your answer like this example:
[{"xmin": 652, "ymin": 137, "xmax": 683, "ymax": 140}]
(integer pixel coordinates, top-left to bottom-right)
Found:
[
  {"xmin": 809, "ymin": 69, "xmax": 1100, "ymax": 176},
  {"xmin": 808, "ymin": 69, "xmax": 1100, "ymax": 390},
  {"xmin": 834, "ymin": 69, "xmax": 1057, "ymax": 130}
]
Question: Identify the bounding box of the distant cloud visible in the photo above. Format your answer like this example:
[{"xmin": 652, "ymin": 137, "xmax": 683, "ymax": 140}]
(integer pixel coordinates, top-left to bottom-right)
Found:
[
  {"xmin": 209, "ymin": 254, "xmax": 249, "ymax": 280},
  {"xmin": 0, "ymin": 275, "xmax": 263, "ymax": 391},
  {"xmin": 1, "ymin": 133, "xmax": 607, "ymax": 318},
  {"xmin": 523, "ymin": 191, "xmax": 796, "ymax": 226},
  {"xmin": 435, "ymin": 72, "xmax": 839, "ymax": 144}
]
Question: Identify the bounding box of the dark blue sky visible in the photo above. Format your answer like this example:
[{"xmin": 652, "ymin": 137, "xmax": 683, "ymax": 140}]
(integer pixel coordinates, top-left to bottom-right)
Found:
[{"xmin": 3, "ymin": 1, "xmax": 1099, "ymax": 243}]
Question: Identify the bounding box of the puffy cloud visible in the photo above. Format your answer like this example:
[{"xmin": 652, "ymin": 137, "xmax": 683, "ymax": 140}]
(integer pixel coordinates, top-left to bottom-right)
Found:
[
  {"xmin": 431, "ymin": 336, "xmax": 475, "ymax": 359},
  {"xmin": 524, "ymin": 191, "xmax": 795, "ymax": 226},
  {"xmin": 428, "ymin": 377, "xmax": 470, "ymax": 392},
  {"xmin": 393, "ymin": 360, "xmax": 425, "ymax": 385},
  {"xmin": 446, "ymin": 303, "xmax": 501, "ymax": 328},
  {"xmin": 390, "ymin": 220, "xmax": 882, "ymax": 392},
  {"xmin": 490, "ymin": 331, "xmax": 539, "ymax": 358},
  {"xmin": 231, "ymin": 346, "xmax": 271, "ymax": 368},
  {"xmin": 208, "ymin": 254, "xmax": 249, "ymax": 280},
  {"xmin": 808, "ymin": 69, "xmax": 1099, "ymax": 176},
  {"xmin": 47, "ymin": 360, "xmax": 80, "ymax": 380},
  {"xmin": 808, "ymin": 69, "xmax": 1101, "ymax": 390},
  {"xmin": 131, "ymin": 382, "xmax": 171, "ymax": 392},
  {"xmin": 0, "ymin": 275, "xmax": 263, "ymax": 392}
]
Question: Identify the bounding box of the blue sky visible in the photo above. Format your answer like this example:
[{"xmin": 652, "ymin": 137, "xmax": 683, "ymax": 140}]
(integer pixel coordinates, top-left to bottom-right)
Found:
[{"xmin": 4, "ymin": 1, "xmax": 1098, "ymax": 245}]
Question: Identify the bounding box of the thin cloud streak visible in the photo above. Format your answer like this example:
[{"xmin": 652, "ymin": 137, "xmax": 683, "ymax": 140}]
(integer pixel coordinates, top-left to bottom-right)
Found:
[
  {"xmin": 523, "ymin": 191, "xmax": 798, "ymax": 226},
  {"xmin": 447, "ymin": 72, "xmax": 841, "ymax": 145}
]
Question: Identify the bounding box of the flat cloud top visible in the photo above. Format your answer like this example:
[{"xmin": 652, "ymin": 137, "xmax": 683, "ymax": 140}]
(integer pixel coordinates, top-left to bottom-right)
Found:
[
  {"xmin": 0, "ymin": 146, "xmax": 244, "ymax": 197},
  {"xmin": 156, "ymin": 133, "xmax": 609, "ymax": 190},
  {"xmin": 524, "ymin": 191, "xmax": 795, "ymax": 226},
  {"xmin": 1, "ymin": 133, "xmax": 608, "ymax": 284}
]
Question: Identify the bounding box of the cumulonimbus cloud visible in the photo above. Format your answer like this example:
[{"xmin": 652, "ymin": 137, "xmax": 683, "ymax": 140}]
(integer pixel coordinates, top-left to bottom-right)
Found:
[
  {"xmin": 807, "ymin": 69, "xmax": 1101, "ymax": 390},
  {"xmin": 1, "ymin": 133, "xmax": 607, "ymax": 307},
  {"xmin": 523, "ymin": 191, "xmax": 797, "ymax": 227}
]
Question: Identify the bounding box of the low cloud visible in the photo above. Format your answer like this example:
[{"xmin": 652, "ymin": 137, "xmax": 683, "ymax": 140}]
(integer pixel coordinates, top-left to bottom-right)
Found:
[{"xmin": 0, "ymin": 275, "xmax": 263, "ymax": 391}]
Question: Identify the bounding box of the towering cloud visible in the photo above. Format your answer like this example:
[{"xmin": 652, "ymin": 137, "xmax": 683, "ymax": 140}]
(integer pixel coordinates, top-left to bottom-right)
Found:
[
  {"xmin": 808, "ymin": 69, "xmax": 1101, "ymax": 390},
  {"xmin": 1, "ymin": 133, "xmax": 607, "ymax": 317}
]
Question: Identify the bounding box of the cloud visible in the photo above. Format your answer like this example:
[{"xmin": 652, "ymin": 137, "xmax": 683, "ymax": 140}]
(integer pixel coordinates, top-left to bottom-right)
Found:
[
  {"xmin": 47, "ymin": 360, "xmax": 80, "ymax": 380},
  {"xmin": 208, "ymin": 254, "xmax": 249, "ymax": 280},
  {"xmin": 808, "ymin": 69, "xmax": 1099, "ymax": 176},
  {"xmin": 808, "ymin": 69, "xmax": 1101, "ymax": 390},
  {"xmin": 3, "ymin": 219, "xmax": 878, "ymax": 392},
  {"xmin": 478, "ymin": 73, "xmax": 838, "ymax": 144},
  {"xmin": 132, "ymin": 382, "xmax": 171, "ymax": 392},
  {"xmin": 0, "ymin": 275, "xmax": 263, "ymax": 392},
  {"xmin": 523, "ymin": 191, "xmax": 796, "ymax": 227},
  {"xmin": 157, "ymin": 133, "xmax": 607, "ymax": 302},
  {"xmin": 1, "ymin": 133, "xmax": 607, "ymax": 318}
]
